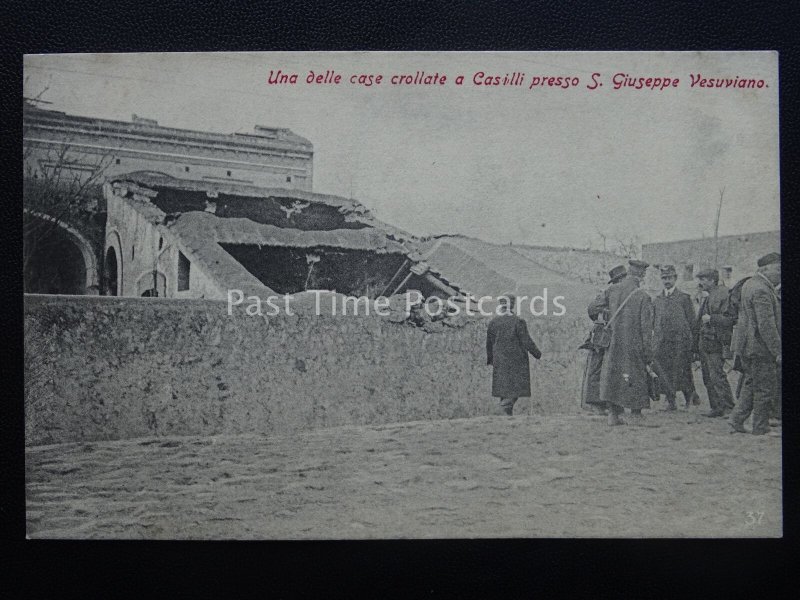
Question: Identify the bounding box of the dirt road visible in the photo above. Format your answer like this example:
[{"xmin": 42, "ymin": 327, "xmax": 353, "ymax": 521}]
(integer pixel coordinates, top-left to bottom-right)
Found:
[{"xmin": 26, "ymin": 410, "xmax": 782, "ymax": 538}]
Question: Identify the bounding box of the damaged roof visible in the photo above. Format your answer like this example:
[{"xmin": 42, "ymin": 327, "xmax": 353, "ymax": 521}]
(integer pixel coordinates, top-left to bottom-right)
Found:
[
  {"xmin": 108, "ymin": 173, "xmax": 596, "ymax": 307},
  {"xmin": 172, "ymin": 212, "xmax": 408, "ymax": 254},
  {"xmin": 112, "ymin": 171, "xmax": 415, "ymax": 242},
  {"xmin": 107, "ymin": 174, "xmax": 420, "ymax": 297},
  {"xmin": 417, "ymin": 235, "xmax": 597, "ymax": 314}
]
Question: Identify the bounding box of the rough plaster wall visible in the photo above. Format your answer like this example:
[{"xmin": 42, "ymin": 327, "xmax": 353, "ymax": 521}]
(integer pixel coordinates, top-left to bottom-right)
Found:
[
  {"xmin": 24, "ymin": 295, "xmax": 588, "ymax": 446},
  {"xmin": 641, "ymin": 231, "xmax": 780, "ymax": 276},
  {"xmin": 107, "ymin": 195, "xmax": 223, "ymax": 299}
]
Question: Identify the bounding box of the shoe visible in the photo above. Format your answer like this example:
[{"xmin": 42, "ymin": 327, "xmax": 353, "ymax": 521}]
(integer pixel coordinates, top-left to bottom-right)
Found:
[
  {"xmin": 607, "ymin": 413, "xmax": 625, "ymax": 426},
  {"xmin": 769, "ymin": 418, "xmax": 782, "ymax": 428},
  {"xmin": 729, "ymin": 422, "xmax": 747, "ymax": 434},
  {"xmin": 690, "ymin": 392, "xmax": 701, "ymax": 406},
  {"xmin": 662, "ymin": 399, "xmax": 677, "ymax": 412},
  {"xmin": 703, "ymin": 410, "xmax": 725, "ymax": 418}
]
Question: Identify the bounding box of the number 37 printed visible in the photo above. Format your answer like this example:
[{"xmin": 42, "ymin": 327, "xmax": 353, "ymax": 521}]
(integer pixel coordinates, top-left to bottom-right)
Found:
[{"xmin": 746, "ymin": 511, "xmax": 765, "ymax": 525}]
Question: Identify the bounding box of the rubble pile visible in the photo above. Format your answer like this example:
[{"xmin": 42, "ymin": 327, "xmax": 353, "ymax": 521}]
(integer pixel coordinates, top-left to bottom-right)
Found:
[{"xmin": 384, "ymin": 291, "xmax": 472, "ymax": 332}]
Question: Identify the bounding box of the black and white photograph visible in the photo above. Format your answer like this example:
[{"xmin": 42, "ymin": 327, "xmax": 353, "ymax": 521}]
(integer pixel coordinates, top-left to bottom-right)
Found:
[{"xmin": 23, "ymin": 51, "xmax": 781, "ymax": 538}]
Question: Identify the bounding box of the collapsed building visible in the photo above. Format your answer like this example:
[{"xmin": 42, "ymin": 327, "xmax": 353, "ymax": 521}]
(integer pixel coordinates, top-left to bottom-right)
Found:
[
  {"xmin": 103, "ymin": 172, "xmax": 461, "ymax": 303},
  {"xmin": 103, "ymin": 172, "xmax": 597, "ymax": 332},
  {"xmin": 23, "ymin": 101, "xmax": 315, "ymax": 296}
]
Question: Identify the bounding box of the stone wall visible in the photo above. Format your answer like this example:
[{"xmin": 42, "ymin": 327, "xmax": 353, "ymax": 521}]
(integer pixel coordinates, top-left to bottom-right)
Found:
[{"xmin": 24, "ymin": 295, "xmax": 588, "ymax": 446}]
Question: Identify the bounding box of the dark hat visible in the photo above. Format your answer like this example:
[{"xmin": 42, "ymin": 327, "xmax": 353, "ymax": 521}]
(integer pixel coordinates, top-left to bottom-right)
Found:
[
  {"xmin": 696, "ymin": 268, "xmax": 719, "ymax": 280},
  {"xmin": 757, "ymin": 252, "xmax": 780, "ymax": 267},
  {"xmin": 608, "ymin": 264, "xmax": 627, "ymax": 284},
  {"xmin": 659, "ymin": 264, "xmax": 677, "ymax": 277},
  {"xmin": 628, "ymin": 259, "xmax": 649, "ymax": 275},
  {"xmin": 498, "ymin": 293, "xmax": 516, "ymax": 306}
]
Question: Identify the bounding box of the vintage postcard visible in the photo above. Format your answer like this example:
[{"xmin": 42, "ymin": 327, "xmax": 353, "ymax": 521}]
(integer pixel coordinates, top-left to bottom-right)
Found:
[{"xmin": 23, "ymin": 51, "xmax": 780, "ymax": 538}]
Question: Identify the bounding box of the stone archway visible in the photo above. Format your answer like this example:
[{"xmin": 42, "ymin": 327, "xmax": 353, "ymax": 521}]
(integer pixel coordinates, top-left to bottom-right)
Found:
[
  {"xmin": 23, "ymin": 210, "xmax": 100, "ymax": 295},
  {"xmin": 104, "ymin": 229, "xmax": 123, "ymax": 296},
  {"xmin": 105, "ymin": 247, "xmax": 119, "ymax": 296}
]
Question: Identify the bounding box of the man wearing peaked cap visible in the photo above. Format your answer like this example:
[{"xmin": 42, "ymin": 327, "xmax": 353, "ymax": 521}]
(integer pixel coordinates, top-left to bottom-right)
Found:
[
  {"xmin": 695, "ymin": 267, "xmax": 736, "ymax": 417},
  {"xmin": 730, "ymin": 253, "xmax": 781, "ymax": 435},
  {"xmin": 580, "ymin": 265, "xmax": 628, "ymax": 413},
  {"xmin": 652, "ymin": 264, "xmax": 699, "ymax": 411},
  {"xmin": 593, "ymin": 258, "xmax": 659, "ymax": 426}
]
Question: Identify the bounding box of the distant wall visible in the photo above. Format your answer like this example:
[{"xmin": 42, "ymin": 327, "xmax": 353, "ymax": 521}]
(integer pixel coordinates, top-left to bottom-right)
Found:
[
  {"xmin": 642, "ymin": 230, "xmax": 780, "ymax": 285},
  {"xmin": 512, "ymin": 246, "xmax": 625, "ymax": 287},
  {"xmin": 24, "ymin": 295, "xmax": 588, "ymax": 446}
]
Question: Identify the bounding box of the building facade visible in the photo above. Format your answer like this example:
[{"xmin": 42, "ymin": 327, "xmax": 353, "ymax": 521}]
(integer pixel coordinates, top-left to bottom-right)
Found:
[
  {"xmin": 23, "ymin": 102, "xmax": 314, "ymax": 191},
  {"xmin": 23, "ymin": 102, "xmax": 314, "ymax": 296}
]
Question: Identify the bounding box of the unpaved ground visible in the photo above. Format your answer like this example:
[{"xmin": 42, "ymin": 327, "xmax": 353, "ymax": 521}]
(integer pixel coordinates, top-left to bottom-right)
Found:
[{"xmin": 26, "ymin": 410, "xmax": 782, "ymax": 538}]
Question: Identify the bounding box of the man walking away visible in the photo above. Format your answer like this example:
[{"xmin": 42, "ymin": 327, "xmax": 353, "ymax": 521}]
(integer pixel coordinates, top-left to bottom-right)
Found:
[
  {"xmin": 729, "ymin": 253, "xmax": 781, "ymax": 435},
  {"xmin": 598, "ymin": 259, "xmax": 658, "ymax": 427},
  {"xmin": 653, "ymin": 265, "xmax": 700, "ymax": 410},
  {"xmin": 695, "ymin": 268, "xmax": 736, "ymax": 417},
  {"xmin": 486, "ymin": 295, "xmax": 542, "ymax": 415}
]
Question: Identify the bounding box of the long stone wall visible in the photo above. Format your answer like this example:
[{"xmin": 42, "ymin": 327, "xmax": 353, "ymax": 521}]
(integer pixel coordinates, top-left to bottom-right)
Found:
[{"xmin": 24, "ymin": 294, "xmax": 588, "ymax": 446}]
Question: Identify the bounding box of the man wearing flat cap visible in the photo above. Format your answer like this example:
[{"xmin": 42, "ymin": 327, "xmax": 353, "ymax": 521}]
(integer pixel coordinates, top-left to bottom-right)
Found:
[
  {"xmin": 596, "ymin": 259, "xmax": 658, "ymax": 426},
  {"xmin": 581, "ymin": 264, "xmax": 627, "ymax": 412},
  {"xmin": 694, "ymin": 267, "xmax": 736, "ymax": 417},
  {"xmin": 652, "ymin": 265, "xmax": 700, "ymax": 410},
  {"xmin": 730, "ymin": 252, "xmax": 781, "ymax": 435}
]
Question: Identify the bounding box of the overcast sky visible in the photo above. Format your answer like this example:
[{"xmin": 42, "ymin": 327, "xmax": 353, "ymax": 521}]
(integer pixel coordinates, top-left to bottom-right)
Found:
[{"xmin": 24, "ymin": 51, "xmax": 779, "ymax": 249}]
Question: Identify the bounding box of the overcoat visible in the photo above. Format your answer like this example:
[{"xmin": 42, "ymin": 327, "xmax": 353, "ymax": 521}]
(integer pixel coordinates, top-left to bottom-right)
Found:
[
  {"xmin": 652, "ymin": 288, "xmax": 697, "ymax": 395},
  {"xmin": 581, "ymin": 292, "xmax": 609, "ymax": 407},
  {"xmin": 695, "ymin": 284, "xmax": 733, "ymax": 354},
  {"xmin": 735, "ymin": 273, "xmax": 781, "ymax": 360},
  {"xmin": 599, "ymin": 276, "xmax": 654, "ymax": 409},
  {"xmin": 486, "ymin": 314, "xmax": 542, "ymax": 398}
]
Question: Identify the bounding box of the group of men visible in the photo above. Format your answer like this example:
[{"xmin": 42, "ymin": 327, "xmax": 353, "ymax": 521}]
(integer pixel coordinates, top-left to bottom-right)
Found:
[{"xmin": 580, "ymin": 252, "xmax": 781, "ymax": 433}]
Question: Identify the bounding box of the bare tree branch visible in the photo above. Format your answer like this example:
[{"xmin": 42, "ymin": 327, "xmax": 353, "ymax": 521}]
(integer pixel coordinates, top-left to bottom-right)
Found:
[{"xmin": 713, "ymin": 187, "xmax": 725, "ymax": 269}]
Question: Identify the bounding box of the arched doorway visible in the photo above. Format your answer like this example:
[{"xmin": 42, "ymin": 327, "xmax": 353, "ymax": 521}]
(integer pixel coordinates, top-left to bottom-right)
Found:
[
  {"xmin": 23, "ymin": 212, "xmax": 100, "ymax": 295},
  {"xmin": 105, "ymin": 247, "xmax": 119, "ymax": 296},
  {"xmin": 136, "ymin": 271, "xmax": 166, "ymax": 297}
]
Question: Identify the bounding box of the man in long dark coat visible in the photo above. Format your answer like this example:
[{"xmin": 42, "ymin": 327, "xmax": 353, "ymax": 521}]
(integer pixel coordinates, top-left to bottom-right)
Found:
[
  {"xmin": 486, "ymin": 295, "xmax": 542, "ymax": 415},
  {"xmin": 581, "ymin": 264, "xmax": 627, "ymax": 412},
  {"xmin": 652, "ymin": 264, "xmax": 699, "ymax": 411},
  {"xmin": 598, "ymin": 259, "xmax": 657, "ymax": 426},
  {"xmin": 729, "ymin": 253, "xmax": 781, "ymax": 435},
  {"xmin": 694, "ymin": 268, "xmax": 735, "ymax": 417}
]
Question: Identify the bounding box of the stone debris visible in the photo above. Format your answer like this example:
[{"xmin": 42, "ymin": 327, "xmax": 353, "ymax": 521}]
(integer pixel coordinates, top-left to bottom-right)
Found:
[{"xmin": 382, "ymin": 291, "xmax": 474, "ymax": 332}]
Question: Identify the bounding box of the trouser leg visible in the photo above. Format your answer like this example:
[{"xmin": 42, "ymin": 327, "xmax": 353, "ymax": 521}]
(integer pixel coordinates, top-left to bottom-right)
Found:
[
  {"xmin": 751, "ymin": 359, "xmax": 777, "ymax": 435},
  {"xmin": 707, "ymin": 351, "xmax": 735, "ymax": 411},
  {"xmin": 700, "ymin": 351, "xmax": 718, "ymax": 410},
  {"xmin": 730, "ymin": 371, "xmax": 753, "ymax": 429},
  {"xmin": 582, "ymin": 350, "xmax": 606, "ymax": 410},
  {"xmin": 773, "ymin": 364, "xmax": 782, "ymax": 420},
  {"xmin": 500, "ymin": 397, "xmax": 517, "ymax": 415},
  {"xmin": 607, "ymin": 402, "xmax": 624, "ymax": 425}
]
